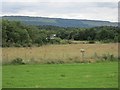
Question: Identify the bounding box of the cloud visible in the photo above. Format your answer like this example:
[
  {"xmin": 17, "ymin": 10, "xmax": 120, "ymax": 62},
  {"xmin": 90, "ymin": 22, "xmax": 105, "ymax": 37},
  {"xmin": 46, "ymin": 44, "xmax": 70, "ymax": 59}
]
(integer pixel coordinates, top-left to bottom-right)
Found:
[
  {"xmin": 2, "ymin": 0, "xmax": 119, "ymax": 2},
  {"xmin": 2, "ymin": 2, "xmax": 118, "ymax": 22}
]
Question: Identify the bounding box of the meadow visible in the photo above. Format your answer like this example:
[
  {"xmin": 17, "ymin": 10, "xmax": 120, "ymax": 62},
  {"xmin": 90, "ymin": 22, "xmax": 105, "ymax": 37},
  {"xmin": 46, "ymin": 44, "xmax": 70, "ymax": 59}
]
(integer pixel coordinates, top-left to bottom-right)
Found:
[
  {"xmin": 2, "ymin": 43, "xmax": 118, "ymax": 88},
  {"xmin": 2, "ymin": 43, "xmax": 118, "ymax": 64},
  {"xmin": 2, "ymin": 62, "xmax": 118, "ymax": 88}
]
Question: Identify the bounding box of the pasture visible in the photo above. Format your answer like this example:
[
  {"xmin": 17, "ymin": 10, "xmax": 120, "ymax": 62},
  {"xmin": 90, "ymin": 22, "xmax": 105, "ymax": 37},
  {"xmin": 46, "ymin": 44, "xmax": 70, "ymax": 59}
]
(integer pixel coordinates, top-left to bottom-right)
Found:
[
  {"xmin": 2, "ymin": 62, "xmax": 118, "ymax": 88},
  {"xmin": 2, "ymin": 43, "xmax": 118, "ymax": 88},
  {"xmin": 2, "ymin": 43, "xmax": 118, "ymax": 64}
]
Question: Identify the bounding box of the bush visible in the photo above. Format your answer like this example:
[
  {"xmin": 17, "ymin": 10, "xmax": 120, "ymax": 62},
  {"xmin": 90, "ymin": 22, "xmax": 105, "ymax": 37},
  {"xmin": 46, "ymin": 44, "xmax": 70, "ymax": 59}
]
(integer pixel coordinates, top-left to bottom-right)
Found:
[
  {"xmin": 102, "ymin": 39, "xmax": 113, "ymax": 43},
  {"xmin": 88, "ymin": 41, "xmax": 95, "ymax": 44},
  {"xmin": 14, "ymin": 43, "xmax": 21, "ymax": 47},
  {"xmin": 27, "ymin": 43, "xmax": 32, "ymax": 47},
  {"xmin": 46, "ymin": 61, "xmax": 55, "ymax": 64},
  {"xmin": 60, "ymin": 40, "xmax": 68, "ymax": 44},
  {"xmin": 11, "ymin": 58, "xmax": 25, "ymax": 65},
  {"xmin": 101, "ymin": 54, "xmax": 118, "ymax": 61},
  {"xmin": 60, "ymin": 40, "xmax": 72, "ymax": 44},
  {"xmin": 45, "ymin": 60, "xmax": 65, "ymax": 64},
  {"xmin": 102, "ymin": 54, "xmax": 108, "ymax": 60},
  {"xmin": 49, "ymin": 38, "xmax": 61, "ymax": 44}
]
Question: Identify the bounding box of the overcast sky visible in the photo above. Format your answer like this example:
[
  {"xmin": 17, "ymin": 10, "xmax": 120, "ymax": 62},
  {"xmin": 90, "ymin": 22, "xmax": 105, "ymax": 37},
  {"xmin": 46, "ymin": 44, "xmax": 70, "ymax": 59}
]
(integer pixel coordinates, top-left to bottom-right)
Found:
[{"xmin": 1, "ymin": 0, "xmax": 119, "ymax": 22}]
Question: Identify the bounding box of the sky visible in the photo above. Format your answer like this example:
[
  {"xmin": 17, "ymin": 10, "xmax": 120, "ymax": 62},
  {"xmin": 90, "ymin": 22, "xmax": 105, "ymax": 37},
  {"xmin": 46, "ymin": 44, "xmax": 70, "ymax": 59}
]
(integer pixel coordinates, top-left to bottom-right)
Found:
[{"xmin": 1, "ymin": 0, "xmax": 119, "ymax": 22}]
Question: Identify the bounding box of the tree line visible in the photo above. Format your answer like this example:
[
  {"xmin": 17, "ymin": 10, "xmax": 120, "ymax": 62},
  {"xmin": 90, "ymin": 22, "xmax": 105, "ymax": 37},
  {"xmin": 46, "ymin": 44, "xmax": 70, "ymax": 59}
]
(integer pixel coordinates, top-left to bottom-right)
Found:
[{"xmin": 2, "ymin": 20, "xmax": 120, "ymax": 47}]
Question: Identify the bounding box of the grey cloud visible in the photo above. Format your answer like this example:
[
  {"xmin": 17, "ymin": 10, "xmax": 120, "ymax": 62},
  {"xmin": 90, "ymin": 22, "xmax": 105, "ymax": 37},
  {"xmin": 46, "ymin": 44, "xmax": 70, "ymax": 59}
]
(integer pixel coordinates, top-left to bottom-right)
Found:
[{"xmin": 2, "ymin": 2, "xmax": 118, "ymax": 22}]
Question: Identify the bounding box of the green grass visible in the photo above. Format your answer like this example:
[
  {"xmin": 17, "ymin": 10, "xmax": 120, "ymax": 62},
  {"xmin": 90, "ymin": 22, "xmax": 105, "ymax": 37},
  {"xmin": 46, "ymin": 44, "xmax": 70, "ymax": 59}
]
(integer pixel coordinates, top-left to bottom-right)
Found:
[{"xmin": 2, "ymin": 62, "xmax": 118, "ymax": 88}]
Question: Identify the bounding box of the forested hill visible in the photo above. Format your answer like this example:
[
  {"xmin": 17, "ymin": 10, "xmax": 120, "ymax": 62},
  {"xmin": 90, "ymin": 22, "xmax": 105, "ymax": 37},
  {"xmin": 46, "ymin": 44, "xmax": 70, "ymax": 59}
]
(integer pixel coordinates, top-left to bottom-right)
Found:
[
  {"xmin": 2, "ymin": 20, "xmax": 119, "ymax": 47},
  {"xmin": 2, "ymin": 16, "xmax": 117, "ymax": 28}
]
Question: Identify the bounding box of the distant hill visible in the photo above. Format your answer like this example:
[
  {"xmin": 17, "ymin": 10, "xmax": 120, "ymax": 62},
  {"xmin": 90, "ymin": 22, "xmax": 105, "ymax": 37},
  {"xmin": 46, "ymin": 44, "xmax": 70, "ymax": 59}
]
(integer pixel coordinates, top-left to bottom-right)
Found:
[{"xmin": 2, "ymin": 16, "xmax": 117, "ymax": 28}]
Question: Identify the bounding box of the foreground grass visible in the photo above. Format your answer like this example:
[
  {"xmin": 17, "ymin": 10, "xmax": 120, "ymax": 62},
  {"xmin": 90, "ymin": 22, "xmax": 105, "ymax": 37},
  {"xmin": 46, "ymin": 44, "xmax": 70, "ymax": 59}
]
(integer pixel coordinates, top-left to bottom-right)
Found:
[{"xmin": 3, "ymin": 62, "xmax": 118, "ymax": 88}]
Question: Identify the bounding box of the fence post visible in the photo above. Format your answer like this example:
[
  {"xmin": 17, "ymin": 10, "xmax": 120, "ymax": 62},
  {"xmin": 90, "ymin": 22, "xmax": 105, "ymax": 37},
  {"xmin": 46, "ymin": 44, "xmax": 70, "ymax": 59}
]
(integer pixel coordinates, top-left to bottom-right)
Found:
[{"xmin": 80, "ymin": 49, "xmax": 85, "ymax": 62}]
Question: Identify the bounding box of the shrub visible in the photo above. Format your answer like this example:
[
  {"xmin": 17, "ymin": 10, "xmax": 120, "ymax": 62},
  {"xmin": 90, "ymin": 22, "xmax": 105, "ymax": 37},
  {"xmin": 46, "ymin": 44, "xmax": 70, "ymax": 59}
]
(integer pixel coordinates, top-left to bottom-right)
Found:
[
  {"xmin": 22, "ymin": 44, "xmax": 28, "ymax": 47},
  {"xmin": 46, "ymin": 61, "xmax": 55, "ymax": 64},
  {"xmin": 27, "ymin": 43, "xmax": 32, "ymax": 47},
  {"xmin": 49, "ymin": 38, "xmax": 61, "ymax": 44},
  {"xmin": 60, "ymin": 40, "xmax": 72, "ymax": 44},
  {"xmin": 102, "ymin": 54, "xmax": 108, "ymax": 60},
  {"xmin": 14, "ymin": 43, "xmax": 21, "ymax": 47},
  {"xmin": 60, "ymin": 40, "xmax": 68, "ymax": 44},
  {"xmin": 102, "ymin": 39, "xmax": 113, "ymax": 43},
  {"xmin": 11, "ymin": 58, "xmax": 25, "ymax": 65},
  {"xmin": 57, "ymin": 60, "xmax": 64, "ymax": 64},
  {"xmin": 88, "ymin": 41, "xmax": 95, "ymax": 44},
  {"xmin": 101, "ymin": 54, "xmax": 118, "ymax": 62}
]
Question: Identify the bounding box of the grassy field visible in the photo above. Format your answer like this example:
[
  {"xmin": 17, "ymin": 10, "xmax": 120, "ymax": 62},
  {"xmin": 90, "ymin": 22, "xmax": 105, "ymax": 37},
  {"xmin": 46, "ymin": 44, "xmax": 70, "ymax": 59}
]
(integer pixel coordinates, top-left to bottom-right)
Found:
[
  {"xmin": 2, "ymin": 43, "xmax": 118, "ymax": 64},
  {"xmin": 2, "ymin": 62, "xmax": 118, "ymax": 88},
  {"xmin": 2, "ymin": 43, "xmax": 118, "ymax": 88}
]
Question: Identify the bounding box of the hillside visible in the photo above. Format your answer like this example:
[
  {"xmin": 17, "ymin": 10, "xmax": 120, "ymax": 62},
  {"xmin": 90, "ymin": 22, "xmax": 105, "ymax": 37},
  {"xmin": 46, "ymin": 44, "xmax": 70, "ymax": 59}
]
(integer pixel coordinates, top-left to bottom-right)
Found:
[{"xmin": 2, "ymin": 16, "xmax": 117, "ymax": 28}]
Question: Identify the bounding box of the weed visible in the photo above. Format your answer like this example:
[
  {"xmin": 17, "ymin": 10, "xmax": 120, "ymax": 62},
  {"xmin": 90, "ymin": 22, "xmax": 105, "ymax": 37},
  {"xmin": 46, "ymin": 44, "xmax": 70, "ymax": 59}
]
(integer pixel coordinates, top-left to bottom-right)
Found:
[
  {"xmin": 11, "ymin": 58, "xmax": 25, "ymax": 65},
  {"xmin": 2, "ymin": 43, "xmax": 118, "ymax": 64}
]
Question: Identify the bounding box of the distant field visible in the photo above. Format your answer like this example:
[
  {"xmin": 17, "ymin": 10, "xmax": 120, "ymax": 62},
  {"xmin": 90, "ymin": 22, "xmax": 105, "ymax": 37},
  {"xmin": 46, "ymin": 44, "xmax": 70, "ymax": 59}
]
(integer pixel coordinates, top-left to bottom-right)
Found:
[
  {"xmin": 3, "ymin": 62, "xmax": 118, "ymax": 88},
  {"xmin": 2, "ymin": 43, "xmax": 118, "ymax": 64}
]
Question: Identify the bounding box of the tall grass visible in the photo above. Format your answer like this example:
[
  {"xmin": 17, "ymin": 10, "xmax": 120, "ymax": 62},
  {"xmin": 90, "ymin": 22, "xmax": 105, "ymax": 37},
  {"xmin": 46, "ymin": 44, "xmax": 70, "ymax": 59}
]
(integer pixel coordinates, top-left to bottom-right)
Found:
[{"xmin": 2, "ymin": 43, "xmax": 118, "ymax": 64}]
